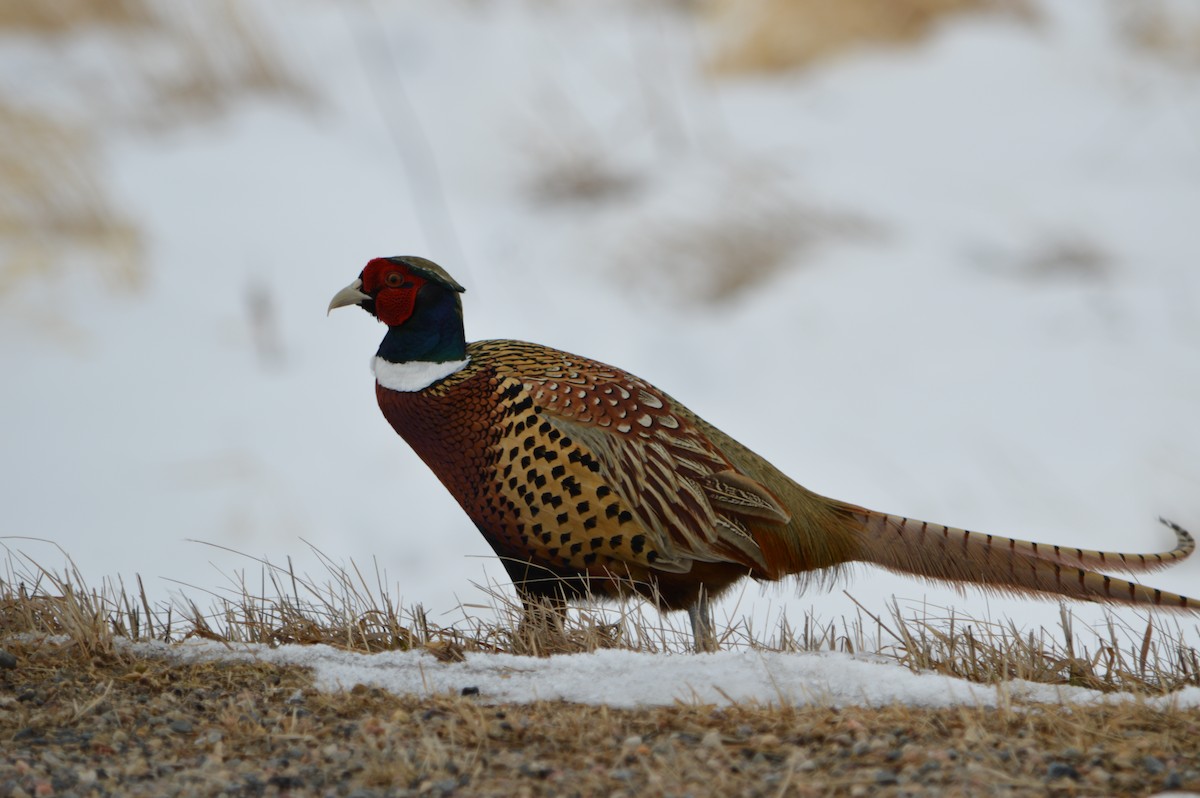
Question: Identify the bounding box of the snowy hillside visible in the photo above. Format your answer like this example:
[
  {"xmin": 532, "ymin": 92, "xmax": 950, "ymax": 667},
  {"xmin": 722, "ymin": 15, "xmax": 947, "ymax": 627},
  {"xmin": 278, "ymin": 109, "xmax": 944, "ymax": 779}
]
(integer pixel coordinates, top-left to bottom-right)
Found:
[{"xmin": 2, "ymin": 0, "xmax": 1198, "ymax": 645}]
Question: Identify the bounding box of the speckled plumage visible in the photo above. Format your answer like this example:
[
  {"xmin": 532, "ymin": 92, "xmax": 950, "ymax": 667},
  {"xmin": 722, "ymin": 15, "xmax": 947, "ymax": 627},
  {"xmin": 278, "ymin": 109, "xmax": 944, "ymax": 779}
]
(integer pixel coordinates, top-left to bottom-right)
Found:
[
  {"xmin": 332, "ymin": 256, "xmax": 1198, "ymax": 650},
  {"xmin": 374, "ymin": 340, "xmax": 781, "ymax": 609}
]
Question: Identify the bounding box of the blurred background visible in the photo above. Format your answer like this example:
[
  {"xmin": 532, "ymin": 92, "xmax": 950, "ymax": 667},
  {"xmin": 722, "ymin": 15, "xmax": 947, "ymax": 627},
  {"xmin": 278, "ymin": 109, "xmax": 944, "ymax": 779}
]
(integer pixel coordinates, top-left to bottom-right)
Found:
[{"xmin": 2, "ymin": 0, "xmax": 1198, "ymax": 638}]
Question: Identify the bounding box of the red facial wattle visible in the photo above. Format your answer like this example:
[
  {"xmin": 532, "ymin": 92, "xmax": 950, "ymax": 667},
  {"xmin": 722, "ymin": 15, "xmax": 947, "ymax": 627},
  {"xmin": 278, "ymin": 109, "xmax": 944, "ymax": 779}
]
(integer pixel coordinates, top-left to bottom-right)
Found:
[
  {"xmin": 375, "ymin": 271, "xmax": 426, "ymax": 326},
  {"xmin": 361, "ymin": 258, "xmax": 427, "ymax": 327}
]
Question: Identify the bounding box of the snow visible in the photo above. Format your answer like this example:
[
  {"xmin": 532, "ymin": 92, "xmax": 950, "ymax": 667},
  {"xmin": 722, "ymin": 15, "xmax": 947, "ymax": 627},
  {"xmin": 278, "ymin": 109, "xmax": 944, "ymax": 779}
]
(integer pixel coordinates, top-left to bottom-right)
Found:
[
  {"xmin": 2, "ymin": 0, "xmax": 1199, "ymax": 690},
  {"xmin": 137, "ymin": 638, "xmax": 1200, "ymax": 710}
]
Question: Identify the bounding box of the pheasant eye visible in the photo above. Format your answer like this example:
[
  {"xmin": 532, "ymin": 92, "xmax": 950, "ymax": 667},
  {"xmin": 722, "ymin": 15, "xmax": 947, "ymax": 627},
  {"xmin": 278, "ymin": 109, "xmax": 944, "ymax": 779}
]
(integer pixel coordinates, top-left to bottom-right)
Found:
[{"xmin": 385, "ymin": 272, "xmax": 404, "ymax": 288}]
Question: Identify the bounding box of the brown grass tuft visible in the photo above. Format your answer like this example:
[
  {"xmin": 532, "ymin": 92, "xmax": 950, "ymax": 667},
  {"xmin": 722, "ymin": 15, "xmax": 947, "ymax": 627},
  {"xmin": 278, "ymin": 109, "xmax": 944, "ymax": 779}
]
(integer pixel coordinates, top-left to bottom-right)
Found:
[
  {"xmin": 704, "ymin": 0, "xmax": 1033, "ymax": 73},
  {"xmin": 0, "ymin": 107, "xmax": 143, "ymax": 301},
  {"xmin": 0, "ymin": 1, "xmax": 306, "ymax": 306},
  {"xmin": 0, "ymin": 0, "xmax": 152, "ymax": 34},
  {"xmin": 627, "ymin": 183, "xmax": 880, "ymax": 307},
  {"xmin": 1116, "ymin": 0, "xmax": 1200, "ymax": 68},
  {"xmin": 2, "ymin": 543, "xmax": 1197, "ymax": 696}
]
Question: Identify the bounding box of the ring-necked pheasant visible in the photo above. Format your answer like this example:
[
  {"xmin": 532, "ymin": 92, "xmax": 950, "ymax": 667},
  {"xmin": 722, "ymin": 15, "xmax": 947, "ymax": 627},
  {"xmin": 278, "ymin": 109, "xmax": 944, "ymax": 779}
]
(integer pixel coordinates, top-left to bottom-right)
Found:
[{"xmin": 330, "ymin": 256, "xmax": 1197, "ymax": 651}]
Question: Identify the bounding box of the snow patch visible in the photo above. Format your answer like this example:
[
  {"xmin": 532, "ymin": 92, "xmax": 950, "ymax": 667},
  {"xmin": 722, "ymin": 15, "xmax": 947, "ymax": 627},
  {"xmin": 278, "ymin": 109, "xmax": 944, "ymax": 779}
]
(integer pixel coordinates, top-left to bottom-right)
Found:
[{"xmin": 134, "ymin": 640, "xmax": 1200, "ymax": 710}]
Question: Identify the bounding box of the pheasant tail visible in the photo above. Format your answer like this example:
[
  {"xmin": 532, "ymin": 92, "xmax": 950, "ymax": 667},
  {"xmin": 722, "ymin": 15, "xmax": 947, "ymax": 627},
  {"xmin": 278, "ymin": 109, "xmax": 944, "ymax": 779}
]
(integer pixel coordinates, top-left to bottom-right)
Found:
[
  {"xmin": 843, "ymin": 509, "xmax": 1195, "ymax": 609},
  {"xmin": 692, "ymin": 411, "xmax": 1196, "ymax": 610}
]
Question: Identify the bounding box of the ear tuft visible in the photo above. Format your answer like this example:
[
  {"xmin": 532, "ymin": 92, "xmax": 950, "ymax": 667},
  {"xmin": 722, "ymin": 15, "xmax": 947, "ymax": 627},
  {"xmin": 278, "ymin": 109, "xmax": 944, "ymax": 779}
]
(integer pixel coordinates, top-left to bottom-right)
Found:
[{"xmin": 389, "ymin": 256, "xmax": 467, "ymax": 293}]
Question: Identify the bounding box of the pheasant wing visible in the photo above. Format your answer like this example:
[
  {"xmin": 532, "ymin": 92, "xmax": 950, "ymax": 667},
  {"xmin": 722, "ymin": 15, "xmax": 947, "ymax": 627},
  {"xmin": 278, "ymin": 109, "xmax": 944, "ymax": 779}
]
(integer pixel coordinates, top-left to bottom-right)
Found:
[{"xmin": 499, "ymin": 345, "xmax": 788, "ymax": 573}]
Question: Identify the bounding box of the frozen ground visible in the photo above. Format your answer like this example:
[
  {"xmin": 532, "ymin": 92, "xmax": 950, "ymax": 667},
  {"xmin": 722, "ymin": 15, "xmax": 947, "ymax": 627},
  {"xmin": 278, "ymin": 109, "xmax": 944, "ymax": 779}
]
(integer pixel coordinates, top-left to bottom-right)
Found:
[
  {"xmin": 140, "ymin": 638, "xmax": 1200, "ymax": 710},
  {"xmin": 2, "ymin": 1, "xmax": 1199, "ymax": 652}
]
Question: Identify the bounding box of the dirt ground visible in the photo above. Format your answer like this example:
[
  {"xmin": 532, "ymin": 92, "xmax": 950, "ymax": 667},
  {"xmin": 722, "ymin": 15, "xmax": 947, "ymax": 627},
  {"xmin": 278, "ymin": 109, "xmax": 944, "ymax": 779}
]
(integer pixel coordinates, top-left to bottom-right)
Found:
[{"xmin": 1, "ymin": 637, "xmax": 1198, "ymax": 797}]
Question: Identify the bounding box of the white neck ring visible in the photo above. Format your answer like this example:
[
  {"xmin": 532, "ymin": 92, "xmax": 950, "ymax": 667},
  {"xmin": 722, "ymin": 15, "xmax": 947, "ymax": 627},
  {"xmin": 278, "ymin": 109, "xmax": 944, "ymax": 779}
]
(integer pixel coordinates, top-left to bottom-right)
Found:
[{"xmin": 372, "ymin": 356, "xmax": 470, "ymax": 392}]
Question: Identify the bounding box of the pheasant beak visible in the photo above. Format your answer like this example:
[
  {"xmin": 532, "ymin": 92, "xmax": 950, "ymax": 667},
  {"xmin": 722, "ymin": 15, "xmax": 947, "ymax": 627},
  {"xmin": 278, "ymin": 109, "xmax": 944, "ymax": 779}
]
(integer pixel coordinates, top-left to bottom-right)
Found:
[{"xmin": 328, "ymin": 279, "xmax": 371, "ymax": 315}]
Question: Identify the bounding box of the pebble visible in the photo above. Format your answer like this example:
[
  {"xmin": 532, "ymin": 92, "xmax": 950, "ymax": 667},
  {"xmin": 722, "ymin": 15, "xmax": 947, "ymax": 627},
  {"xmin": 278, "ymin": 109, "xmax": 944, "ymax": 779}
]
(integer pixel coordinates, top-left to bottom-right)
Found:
[
  {"xmin": 1045, "ymin": 762, "xmax": 1080, "ymax": 781},
  {"xmin": 168, "ymin": 719, "xmax": 194, "ymax": 734},
  {"xmin": 1141, "ymin": 755, "xmax": 1166, "ymax": 774},
  {"xmin": 0, "ymin": 649, "xmax": 16, "ymax": 669},
  {"xmin": 432, "ymin": 778, "xmax": 459, "ymax": 794},
  {"xmin": 518, "ymin": 761, "xmax": 553, "ymax": 779}
]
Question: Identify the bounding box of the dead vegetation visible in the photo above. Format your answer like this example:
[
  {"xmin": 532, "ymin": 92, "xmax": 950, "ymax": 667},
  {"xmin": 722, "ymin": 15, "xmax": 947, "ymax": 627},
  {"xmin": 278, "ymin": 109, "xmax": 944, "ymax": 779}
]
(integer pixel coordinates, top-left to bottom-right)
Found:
[
  {"xmin": 628, "ymin": 186, "xmax": 879, "ymax": 307},
  {"xmin": 699, "ymin": 0, "xmax": 1200, "ymax": 74},
  {"xmin": 1114, "ymin": 0, "xmax": 1200, "ymax": 69},
  {"xmin": 971, "ymin": 232, "xmax": 1115, "ymax": 285},
  {"xmin": 0, "ymin": 0, "xmax": 151, "ymax": 33},
  {"xmin": 523, "ymin": 131, "xmax": 642, "ymax": 207},
  {"xmin": 0, "ymin": 106, "xmax": 143, "ymax": 300},
  {"xmin": 2, "ymin": 543, "xmax": 1198, "ymax": 695},
  {"xmin": 702, "ymin": 0, "xmax": 1033, "ymax": 74},
  {"xmin": 0, "ymin": 1, "xmax": 303, "ymax": 305},
  {"xmin": 2, "ymin": 545, "xmax": 1199, "ymax": 793}
]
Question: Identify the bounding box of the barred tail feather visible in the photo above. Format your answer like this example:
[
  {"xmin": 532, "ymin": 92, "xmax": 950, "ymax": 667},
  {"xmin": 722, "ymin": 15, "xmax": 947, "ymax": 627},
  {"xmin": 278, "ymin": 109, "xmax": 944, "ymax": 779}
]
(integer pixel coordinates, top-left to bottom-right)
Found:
[
  {"xmin": 851, "ymin": 510, "xmax": 1195, "ymax": 610},
  {"xmin": 1022, "ymin": 517, "xmax": 1193, "ymax": 573}
]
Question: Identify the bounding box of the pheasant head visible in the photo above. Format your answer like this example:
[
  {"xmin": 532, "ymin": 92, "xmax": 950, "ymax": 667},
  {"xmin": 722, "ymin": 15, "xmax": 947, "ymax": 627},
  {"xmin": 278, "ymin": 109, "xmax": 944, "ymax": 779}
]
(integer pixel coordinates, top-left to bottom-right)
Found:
[{"xmin": 329, "ymin": 256, "xmax": 468, "ymax": 364}]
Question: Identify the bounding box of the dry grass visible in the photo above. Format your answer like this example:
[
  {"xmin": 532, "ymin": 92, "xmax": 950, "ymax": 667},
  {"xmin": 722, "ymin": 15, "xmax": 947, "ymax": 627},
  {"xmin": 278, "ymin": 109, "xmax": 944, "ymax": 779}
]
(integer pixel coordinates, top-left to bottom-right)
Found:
[
  {"xmin": 703, "ymin": 0, "xmax": 1033, "ymax": 74},
  {"xmin": 970, "ymin": 233, "xmax": 1115, "ymax": 294},
  {"xmin": 523, "ymin": 129, "xmax": 642, "ymax": 207},
  {"xmin": 0, "ymin": 1, "xmax": 304, "ymax": 305},
  {"xmin": 3, "ymin": 545, "xmax": 1199, "ymax": 793},
  {"xmin": 0, "ymin": 1, "xmax": 305, "ymax": 128},
  {"xmin": 0, "ymin": 0, "xmax": 151, "ymax": 33},
  {"xmin": 0, "ymin": 106, "xmax": 143, "ymax": 300},
  {"xmin": 2, "ymin": 544, "xmax": 1198, "ymax": 696},
  {"xmin": 627, "ymin": 181, "xmax": 880, "ymax": 307},
  {"xmin": 1114, "ymin": 0, "xmax": 1200, "ymax": 68},
  {"xmin": 698, "ymin": 0, "xmax": 1200, "ymax": 76}
]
